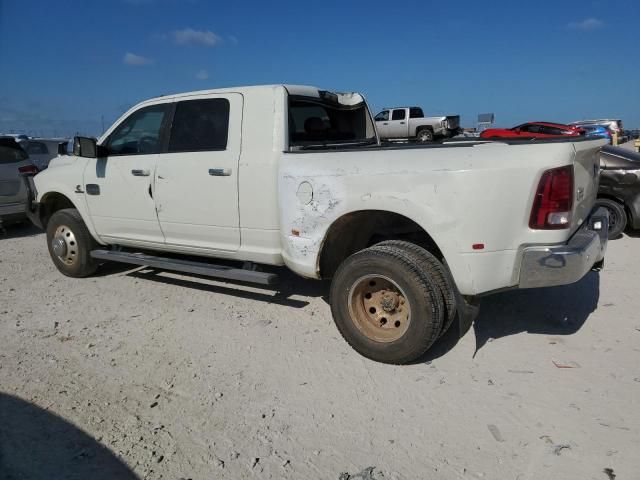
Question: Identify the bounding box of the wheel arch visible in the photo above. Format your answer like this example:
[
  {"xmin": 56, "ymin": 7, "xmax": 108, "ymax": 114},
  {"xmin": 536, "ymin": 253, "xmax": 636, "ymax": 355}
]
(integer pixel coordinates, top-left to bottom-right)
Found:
[
  {"xmin": 317, "ymin": 209, "xmax": 445, "ymax": 279},
  {"xmin": 415, "ymin": 125, "xmax": 434, "ymax": 134},
  {"xmin": 37, "ymin": 191, "xmax": 101, "ymax": 244}
]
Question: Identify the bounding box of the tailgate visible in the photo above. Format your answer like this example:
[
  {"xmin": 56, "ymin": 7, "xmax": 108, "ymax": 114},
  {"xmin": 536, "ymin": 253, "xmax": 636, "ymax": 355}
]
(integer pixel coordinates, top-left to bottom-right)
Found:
[
  {"xmin": 571, "ymin": 138, "xmax": 607, "ymax": 232},
  {"xmin": 0, "ymin": 160, "xmax": 30, "ymax": 205}
]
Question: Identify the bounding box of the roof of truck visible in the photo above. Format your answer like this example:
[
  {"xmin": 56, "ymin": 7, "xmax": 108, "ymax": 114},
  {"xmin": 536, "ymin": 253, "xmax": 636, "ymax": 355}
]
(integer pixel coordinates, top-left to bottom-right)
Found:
[{"xmin": 147, "ymin": 84, "xmax": 326, "ymax": 102}]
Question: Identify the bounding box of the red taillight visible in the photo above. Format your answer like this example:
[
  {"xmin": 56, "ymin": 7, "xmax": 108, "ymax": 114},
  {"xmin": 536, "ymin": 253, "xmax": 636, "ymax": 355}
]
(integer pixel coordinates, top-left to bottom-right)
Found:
[
  {"xmin": 18, "ymin": 165, "xmax": 39, "ymax": 175},
  {"xmin": 529, "ymin": 165, "xmax": 574, "ymax": 229}
]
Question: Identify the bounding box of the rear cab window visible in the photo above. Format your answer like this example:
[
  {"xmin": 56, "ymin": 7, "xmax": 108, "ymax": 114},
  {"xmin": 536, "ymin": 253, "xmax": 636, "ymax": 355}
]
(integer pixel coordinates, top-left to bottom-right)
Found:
[{"xmin": 288, "ymin": 92, "xmax": 376, "ymax": 150}]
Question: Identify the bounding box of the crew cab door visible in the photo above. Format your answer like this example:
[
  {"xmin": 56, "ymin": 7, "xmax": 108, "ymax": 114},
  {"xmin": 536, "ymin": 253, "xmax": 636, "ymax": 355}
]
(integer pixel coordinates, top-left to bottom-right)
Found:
[
  {"xmin": 374, "ymin": 110, "xmax": 390, "ymax": 138},
  {"xmin": 153, "ymin": 94, "xmax": 241, "ymax": 251},
  {"xmin": 388, "ymin": 109, "xmax": 409, "ymax": 138},
  {"xmin": 83, "ymin": 103, "xmax": 169, "ymax": 243}
]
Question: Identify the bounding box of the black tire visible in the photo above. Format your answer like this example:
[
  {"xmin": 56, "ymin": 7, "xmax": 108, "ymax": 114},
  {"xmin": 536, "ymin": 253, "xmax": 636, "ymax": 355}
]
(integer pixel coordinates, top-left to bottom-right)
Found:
[
  {"xmin": 46, "ymin": 208, "xmax": 99, "ymax": 277},
  {"xmin": 375, "ymin": 240, "xmax": 457, "ymax": 338},
  {"xmin": 595, "ymin": 198, "xmax": 627, "ymax": 239},
  {"xmin": 416, "ymin": 128, "xmax": 434, "ymax": 143},
  {"xmin": 329, "ymin": 245, "xmax": 443, "ymax": 364}
]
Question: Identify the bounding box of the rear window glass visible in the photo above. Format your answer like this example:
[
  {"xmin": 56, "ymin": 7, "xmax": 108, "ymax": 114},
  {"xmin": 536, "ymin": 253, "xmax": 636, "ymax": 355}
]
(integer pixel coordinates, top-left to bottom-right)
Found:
[
  {"xmin": 169, "ymin": 99, "xmax": 230, "ymax": 152},
  {"xmin": 288, "ymin": 98, "xmax": 374, "ymax": 147},
  {"xmin": 25, "ymin": 141, "xmax": 49, "ymax": 155},
  {"xmin": 0, "ymin": 145, "xmax": 28, "ymax": 164}
]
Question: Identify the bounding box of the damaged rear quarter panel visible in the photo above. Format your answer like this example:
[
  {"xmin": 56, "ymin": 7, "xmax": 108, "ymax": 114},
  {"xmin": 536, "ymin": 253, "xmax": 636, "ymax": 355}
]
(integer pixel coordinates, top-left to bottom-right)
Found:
[{"xmin": 277, "ymin": 142, "xmax": 589, "ymax": 295}]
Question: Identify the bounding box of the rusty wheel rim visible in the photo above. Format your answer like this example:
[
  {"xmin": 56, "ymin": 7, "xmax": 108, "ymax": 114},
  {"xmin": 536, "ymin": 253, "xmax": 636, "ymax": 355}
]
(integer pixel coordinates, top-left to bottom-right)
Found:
[{"xmin": 347, "ymin": 275, "xmax": 411, "ymax": 343}]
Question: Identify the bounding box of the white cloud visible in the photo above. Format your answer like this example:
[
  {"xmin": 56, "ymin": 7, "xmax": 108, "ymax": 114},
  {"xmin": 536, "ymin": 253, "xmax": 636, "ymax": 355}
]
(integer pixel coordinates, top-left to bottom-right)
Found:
[
  {"xmin": 123, "ymin": 52, "xmax": 154, "ymax": 66},
  {"xmin": 568, "ymin": 18, "xmax": 604, "ymax": 30},
  {"xmin": 196, "ymin": 69, "xmax": 209, "ymax": 80},
  {"xmin": 172, "ymin": 28, "xmax": 221, "ymax": 47}
]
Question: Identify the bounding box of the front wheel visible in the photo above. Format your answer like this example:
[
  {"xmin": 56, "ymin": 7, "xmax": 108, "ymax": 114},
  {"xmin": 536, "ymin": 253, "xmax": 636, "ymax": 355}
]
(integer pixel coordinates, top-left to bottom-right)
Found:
[
  {"xmin": 594, "ymin": 198, "xmax": 627, "ymax": 239},
  {"xmin": 46, "ymin": 208, "xmax": 99, "ymax": 277},
  {"xmin": 329, "ymin": 245, "xmax": 444, "ymax": 364}
]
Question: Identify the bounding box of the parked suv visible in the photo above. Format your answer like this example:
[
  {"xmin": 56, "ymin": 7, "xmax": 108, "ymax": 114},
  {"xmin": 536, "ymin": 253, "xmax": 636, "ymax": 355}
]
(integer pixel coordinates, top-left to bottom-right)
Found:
[{"xmin": 0, "ymin": 138, "xmax": 35, "ymax": 228}]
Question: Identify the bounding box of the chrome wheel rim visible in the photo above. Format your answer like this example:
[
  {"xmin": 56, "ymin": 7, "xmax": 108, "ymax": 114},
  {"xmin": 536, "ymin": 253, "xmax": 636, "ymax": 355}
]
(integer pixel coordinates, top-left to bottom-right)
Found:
[
  {"xmin": 52, "ymin": 225, "xmax": 78, "ymax": 266},
  {"xmin": 347, "ymin": 275, "xmax": 411, "ymax": 343}
]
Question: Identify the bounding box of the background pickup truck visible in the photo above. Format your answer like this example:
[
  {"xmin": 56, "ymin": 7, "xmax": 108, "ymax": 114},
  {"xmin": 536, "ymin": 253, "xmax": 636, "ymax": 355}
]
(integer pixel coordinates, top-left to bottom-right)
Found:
[
  {"xmin": 23, "ymin": 85, "xmax": 607, "ymax": 364},
  {"xmin": 374, "ymin": 106, "xmax": 460, "ymax": 142}
]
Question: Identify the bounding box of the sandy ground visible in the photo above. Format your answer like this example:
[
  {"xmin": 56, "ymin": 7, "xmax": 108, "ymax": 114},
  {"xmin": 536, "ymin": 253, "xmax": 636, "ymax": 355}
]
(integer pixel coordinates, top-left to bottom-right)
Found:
[{"xmin": 1, "ymin": 224, "xmax": 639, "ymax": 480}]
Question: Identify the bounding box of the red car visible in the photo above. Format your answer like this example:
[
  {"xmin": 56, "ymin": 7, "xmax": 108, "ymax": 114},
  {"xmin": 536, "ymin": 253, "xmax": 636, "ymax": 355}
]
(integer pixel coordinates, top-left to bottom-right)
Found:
[{"xmin": 480, "ymin": 122, "xmax": 585, "ymax": 139}]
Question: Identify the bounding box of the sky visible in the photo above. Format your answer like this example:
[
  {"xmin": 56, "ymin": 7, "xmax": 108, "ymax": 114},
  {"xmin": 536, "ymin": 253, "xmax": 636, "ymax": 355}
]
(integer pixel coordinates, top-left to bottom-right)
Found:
[{"xmin": 0, "ymin": 0, "xmax": 639, "ymax": 137}]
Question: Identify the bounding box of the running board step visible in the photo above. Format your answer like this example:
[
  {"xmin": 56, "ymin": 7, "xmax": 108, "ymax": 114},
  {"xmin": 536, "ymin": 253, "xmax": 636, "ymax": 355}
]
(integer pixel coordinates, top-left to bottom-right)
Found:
[{"xmin": 90, "ymin": 250, "xmax": 278, "ymax": 286}]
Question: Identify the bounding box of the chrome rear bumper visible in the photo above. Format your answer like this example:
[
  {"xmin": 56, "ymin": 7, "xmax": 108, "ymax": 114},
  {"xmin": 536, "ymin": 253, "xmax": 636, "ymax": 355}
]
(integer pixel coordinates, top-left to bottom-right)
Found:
[{"xmin": 518, "ymin": 207, "xmax": 608, "ymax": 289}]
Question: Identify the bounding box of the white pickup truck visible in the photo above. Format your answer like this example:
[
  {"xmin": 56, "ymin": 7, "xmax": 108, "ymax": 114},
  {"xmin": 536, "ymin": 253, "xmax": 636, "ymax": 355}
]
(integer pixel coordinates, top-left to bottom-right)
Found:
[
  {"xmin": 23, "ymin": 85, "xmax": 608, "ymax": 364},
  {"xmin": 374, "ymin": 107, "xmax": 460, "ymax": 142}
]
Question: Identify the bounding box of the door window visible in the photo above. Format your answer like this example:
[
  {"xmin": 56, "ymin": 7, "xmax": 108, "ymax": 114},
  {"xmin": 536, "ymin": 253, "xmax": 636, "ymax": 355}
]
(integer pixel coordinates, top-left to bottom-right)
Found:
[
  {"xmin": 107, "ymin": 104, "xmax": 169, "ymax": 155},
  {"xmin": 541, "ymin": 126, "xmax": 565, "ymax": 135},
  {"xmin": 392, "ymin": 109, "xmax": 406, "ymax": 121},
  {"xmin": 168, "ymin": 98, "xmax": 230, "ymax": 152},
  {"xmin": 375, "ymin": 110, "xmax": 389, "ymax": 122},
  {"xmin": 520, "ymin": 124, "xmax": 541, "ymax": 133}
]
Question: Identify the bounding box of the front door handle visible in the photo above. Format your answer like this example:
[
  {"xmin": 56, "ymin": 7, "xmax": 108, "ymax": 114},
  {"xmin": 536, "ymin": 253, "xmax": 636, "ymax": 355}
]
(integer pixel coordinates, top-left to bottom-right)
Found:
[
  {"xmin": 400, "ymin": 121, "xmax": 406, "ymax": 124},
  {"xmin": 209, "ymin": 168, "xmax": 232, "ymax": 176},
  {"xmin": 131, "ymin": 169, "xmax": 150, "ymax": 177}
]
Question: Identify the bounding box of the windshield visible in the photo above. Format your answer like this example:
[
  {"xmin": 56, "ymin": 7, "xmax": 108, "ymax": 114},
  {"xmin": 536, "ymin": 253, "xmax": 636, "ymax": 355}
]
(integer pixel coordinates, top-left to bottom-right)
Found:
[{"xmin": 288, "ymin": 95, "xmax": 376, "ymax": 150}]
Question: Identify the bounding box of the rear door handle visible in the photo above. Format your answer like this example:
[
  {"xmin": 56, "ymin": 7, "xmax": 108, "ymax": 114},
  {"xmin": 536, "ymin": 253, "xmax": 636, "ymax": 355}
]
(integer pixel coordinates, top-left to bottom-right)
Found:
[
  {"xmin": 131, "ymin": 169, "xmax": 150, "ymax": 176},
  {"xmin": 209, "ymin": 168, "xmax": 232, "ymax": 176},
  {"xmin": 400, "ymin": 121, "xmax": 406, "ymax": 124}
]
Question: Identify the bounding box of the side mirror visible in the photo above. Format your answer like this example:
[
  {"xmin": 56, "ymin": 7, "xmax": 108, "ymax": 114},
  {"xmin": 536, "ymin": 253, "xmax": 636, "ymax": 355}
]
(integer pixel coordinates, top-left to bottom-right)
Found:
[
  {"xmin": 57, "ymin": 142, "xmax": 68, "ymax": 155},
  {"xmin": 73, "ymin": 136, "xmax": 98, "ymax": 158}
]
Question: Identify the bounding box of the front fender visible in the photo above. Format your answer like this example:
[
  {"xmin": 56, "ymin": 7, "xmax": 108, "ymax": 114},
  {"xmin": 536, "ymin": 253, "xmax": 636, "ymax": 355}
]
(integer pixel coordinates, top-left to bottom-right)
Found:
[{"xmin": 33, "ymin": 161, "xmax": 103, "ymax": 243}]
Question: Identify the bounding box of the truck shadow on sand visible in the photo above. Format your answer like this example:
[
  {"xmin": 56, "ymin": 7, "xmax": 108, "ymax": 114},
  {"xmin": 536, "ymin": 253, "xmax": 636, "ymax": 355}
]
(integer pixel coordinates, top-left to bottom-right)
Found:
[
  {"xmin": 124, "ymin": 266, "xmax": 600, "ymax": 362},
  {"xmin": 0, "ymin": 222, "xmax": 41, "ymax": 240},
  {"xmin": 126, "ymin": 266, "xmax": 329, "ymax": 309},
  {"xmin": 0, "ymin": 393, "xmax": 138, "ymax": 479},
  {"xmin": 423, "ymin": 270, "xmax": 601, "ymax": 362}
]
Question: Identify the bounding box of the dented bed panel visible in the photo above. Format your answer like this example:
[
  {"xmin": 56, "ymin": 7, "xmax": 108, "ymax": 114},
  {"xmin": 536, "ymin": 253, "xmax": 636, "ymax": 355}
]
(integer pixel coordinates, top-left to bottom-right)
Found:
[{"xmin": 278, "ymin": 141, "xmax": 600, "ymax": 295}]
